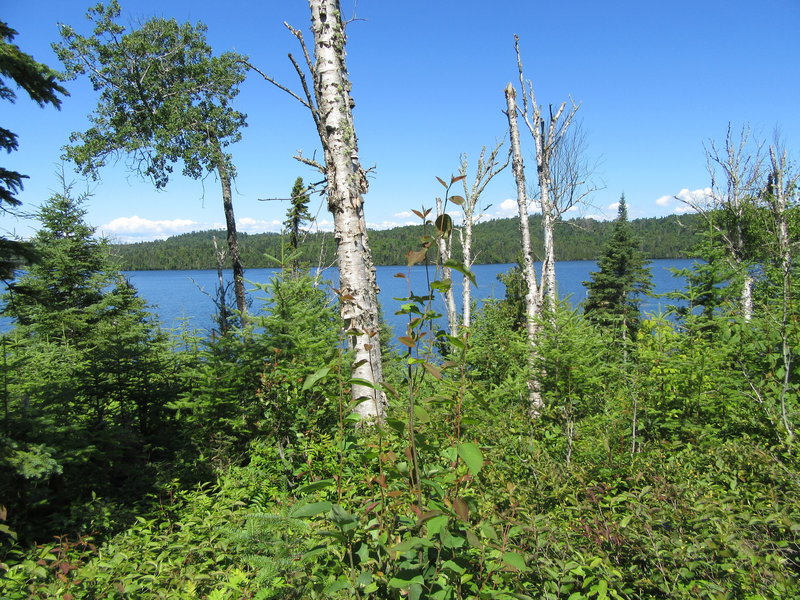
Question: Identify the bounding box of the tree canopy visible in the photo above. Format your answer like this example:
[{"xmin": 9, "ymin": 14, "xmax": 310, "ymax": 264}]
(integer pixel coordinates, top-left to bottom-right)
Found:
[
  {"xmin": 0, "ymin": 21, "xmax": 68, "ymax": 277},
  {"xmin": 583, "ymin": 194, "xmax": 653, "ymax": 338}
]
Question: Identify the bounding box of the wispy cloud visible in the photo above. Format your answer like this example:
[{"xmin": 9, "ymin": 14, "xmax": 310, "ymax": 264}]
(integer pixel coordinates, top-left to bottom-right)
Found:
[{"xmin": 238, "ymin": 217, "xmax": 283, "ymax": 233}]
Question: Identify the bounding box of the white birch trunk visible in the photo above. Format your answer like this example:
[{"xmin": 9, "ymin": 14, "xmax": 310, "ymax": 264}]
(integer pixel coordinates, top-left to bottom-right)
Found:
[
  {"xmin": 309, "ymin": 0, "xmax": 386, "ymax": 421},
  {"xmin": 505, "ymin": 82, "xmax": 544, "ymax": 416},
  {"xmin": 461, "ymin": 217, "xmax": 474, "ymax": 329}
]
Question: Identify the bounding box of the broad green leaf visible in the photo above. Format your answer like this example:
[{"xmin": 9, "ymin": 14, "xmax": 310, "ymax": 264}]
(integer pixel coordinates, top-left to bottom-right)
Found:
[
  {"xmin": 502, "ymin": 551, "xmax": 527, "ymax": 571},
  {"xmin": 443, "ymin": 259, "xmax": 476, "ymax": 285},
  {"xmin": 302, "ymin": 366, "xmax": 330, "ymax": 391},
  {"xmin": 290, "ymin": 501, "xmax": 332, "ymax": 518},
  {"xmin": 435, "ymin": 213, "xmax": 453, "ymax": 236},
  {"xmin": 456, "ymin": 442, "xmax": 484, "ymax": 476},
  {"xmin": 295, "ymin": 479, "xmax": 335, "ymax": 494}
]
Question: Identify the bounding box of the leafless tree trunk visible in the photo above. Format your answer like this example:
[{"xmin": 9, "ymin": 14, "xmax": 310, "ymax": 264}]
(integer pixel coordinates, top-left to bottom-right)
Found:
[
  {"xmin": 679, "ymin": 125, "xmax": 763, "ymax": 321},
  {"xmin": 305, "ymin": 0, "xmax": 386, "ymax": 420},
  {"xmin": 505, "ymin": 81, "xmax": 544, "ymax": 416},
  {"xmin": 246, "ymin": 1, "xmax": 385, "ymax": 420},
  {"xmin": 457, "ymin": 144, "xmax": 509, "ymax": 328},
  {"xmin": 434, "ymin": 195, "xmax": 459, "ymax": 336},
  {"xmin": 511, "ymin": 36, "xmax": 582, "ymax": 310},
  {"xmin": 767, "ymin": 142, "xmax": 796, "ymax": 444}
]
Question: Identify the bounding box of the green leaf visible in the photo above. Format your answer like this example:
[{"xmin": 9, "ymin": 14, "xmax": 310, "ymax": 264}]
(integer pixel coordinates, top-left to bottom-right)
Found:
[
  {"xmin": 289, "ymin": 501, "xmax": 332, "ymax": 518},
  {"xmin": 443, "ymin": 259, "xmax": 476, "ymax": 285},
  {"xmin": 329, "ymin": 503, "xmax": 357, "ymax": 526},
  {"xmin": 295, "ymin": 479, "xmax": 335, "ymax": 494},
  {"xmin": 502, "ymin": 551, "xmax": 527, "ymax": 571},
  {"xmin": 302, "ymin": 366, "xmax": 330, "ymax": 391},
  {"xmin": 435, "ymin": 213, "xmax": 453, "ymax": 236},
  {"xmin": 456, "ymin": 442, "xmax": 483, "ymax": 476}
]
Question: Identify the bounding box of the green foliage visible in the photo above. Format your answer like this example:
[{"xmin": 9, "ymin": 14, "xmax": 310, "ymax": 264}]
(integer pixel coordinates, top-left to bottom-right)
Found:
[
  {"xmin": 284, "ymin": 177, "xmax": 312, "ymax": 257},
  {"xmin": 0, "ymin": 20, "xmax": 68, "ymax": 276},
  {"xmin": 0, "ymin": 182, "xmax": 178, "ymax": 543},
  {"xmin": 54, "ymin": 1, "xmax": 246, "ymax": 188},
  {"xmin": 584, "ymin": 195, "xmax": 653, "ymax": 340}
]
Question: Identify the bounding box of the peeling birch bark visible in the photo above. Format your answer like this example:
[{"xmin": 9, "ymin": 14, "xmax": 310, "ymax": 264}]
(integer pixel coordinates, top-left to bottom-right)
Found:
[
  {"xmin": 308, "ymin": 0, "xmax": 386, "ymax": 421},
  {"xmin": 505, "ymin": 82, "xmax": 544, "ymax": 417}
]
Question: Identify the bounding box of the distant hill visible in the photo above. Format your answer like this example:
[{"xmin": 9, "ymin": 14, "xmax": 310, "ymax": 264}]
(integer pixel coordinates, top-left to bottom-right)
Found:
[{"xmin": 110, "ymin": 213, "xmax": 703, "ymax": 270}]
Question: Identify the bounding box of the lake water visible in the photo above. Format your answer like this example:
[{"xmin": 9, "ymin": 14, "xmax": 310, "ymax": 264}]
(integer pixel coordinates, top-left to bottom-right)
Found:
[{"xmin": 115, "ymin": 259, "xmax": 692, "ymax": 337}]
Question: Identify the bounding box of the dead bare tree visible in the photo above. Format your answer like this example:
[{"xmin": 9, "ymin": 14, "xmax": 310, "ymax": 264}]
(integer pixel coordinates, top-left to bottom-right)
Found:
[
  {"xmin": 678, "ymin": 124, "xmax": 764, "ymax": 321},
  {"xmin": 511, "ymin": 35, "xmax": 581, "ymax": 309},
  {"xmin": 504, "ymin": 81, "xmax": 544, "ymax": 416},
  {"xmin": 244, "ymin": 0, "xmax": 386, "ymax": 421},
  {"xmin": 766, "ymin": 139, "xmax": 797, "ymax": 444},
  {"xmin": 457, "ymin": 143, "xmax": 509, "ymax": 328}
]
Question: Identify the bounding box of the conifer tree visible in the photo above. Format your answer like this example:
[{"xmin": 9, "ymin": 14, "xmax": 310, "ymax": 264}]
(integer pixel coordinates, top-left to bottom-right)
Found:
[
  {"xmin": 583, "ymin": 195, "xmax": 652, "ymax": 339},
  {"xmin": 284, "ymin": 177, "xmax": 311, "ymax": 254},
  {"xmin": 0, "ymin": 21, "xmax": 68, "ymax": 277}
]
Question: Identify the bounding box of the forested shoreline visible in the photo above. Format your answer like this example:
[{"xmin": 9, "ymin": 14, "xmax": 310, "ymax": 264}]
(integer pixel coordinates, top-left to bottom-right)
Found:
[{"xmin": 111, "ymin": 213, "xmax": 702, "ymax": 270}]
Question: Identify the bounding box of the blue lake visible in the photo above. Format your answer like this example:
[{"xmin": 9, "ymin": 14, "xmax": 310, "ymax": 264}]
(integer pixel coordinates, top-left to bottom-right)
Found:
[{"xmin": 116, "ymin": 259, "xmax": 692, "ymax": 338}]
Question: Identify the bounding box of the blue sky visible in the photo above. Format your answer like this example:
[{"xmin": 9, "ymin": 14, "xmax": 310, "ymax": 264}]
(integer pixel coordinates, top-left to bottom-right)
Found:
[{"xmin": 3, "ymin": 0, "xmax": 799, "ymax": 243}]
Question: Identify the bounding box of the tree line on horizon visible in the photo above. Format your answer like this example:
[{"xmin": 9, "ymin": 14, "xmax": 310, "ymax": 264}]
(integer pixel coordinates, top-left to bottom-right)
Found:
[{"xmin": 110, "ymin": 212, "xmax": 702, "ymax": 271}]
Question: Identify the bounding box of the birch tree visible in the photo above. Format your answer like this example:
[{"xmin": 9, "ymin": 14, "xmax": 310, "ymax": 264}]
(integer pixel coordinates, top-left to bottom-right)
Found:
[
  {"xmin": 456, "ymin": 144, "xmax": 509, "ymax": 328},
  {"xmin": 765, "ymin": 140, "xmax": 797, "ymax": 443},
  {"xmin": 510, "ymin": 36, "xmax": 582, "ymax": 309},
  {"xmin": 245, "ymin": 0, "xmax": 386, "ymax": 420},
  {"xmin": 504, "ymin": 81, "xmax": 544, "ymax": 415},
  {"xmin": 55, "ymin": 2, "xmax": 249, "ymax": 318},
  {"xmin": 678, "ymin": 125, "xmax": 763, "ymax": 321}
]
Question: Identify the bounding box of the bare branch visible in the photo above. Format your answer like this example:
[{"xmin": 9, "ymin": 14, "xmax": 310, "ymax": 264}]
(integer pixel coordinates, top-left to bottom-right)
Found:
[{"xmin": 238, "ymin": 59, "xmax": 313, "ymax": 111}]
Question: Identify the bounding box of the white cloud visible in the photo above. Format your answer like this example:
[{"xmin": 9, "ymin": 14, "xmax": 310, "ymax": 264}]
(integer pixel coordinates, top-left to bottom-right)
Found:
[
  {"xmin": 655, "ymin": 195, "xmax": 672, "ymax": 207},
  {"xmin": 608, "ymin": 202, "xmax": 620, "ymax": 211},
  {"xmin": 495, "ymin": 198, "xmax": 518, "ymax": 217},
  {"xmin": 652, "ymin": 188, "xmax": 710, "ymax": 214},
  {"xmin": 393, "ymin": 210, "xmax": 413, "ymax": 218},
  {"xmin": 238, "ymin": 217, "xmax": 283, "ymax": 233},
  {"xmin": 674, "ymin": 187, "xmax": 712, "ymax": 207},
  {"xmin": 100, "ymin": 216, "xmax": 200, "ymax": 242}
]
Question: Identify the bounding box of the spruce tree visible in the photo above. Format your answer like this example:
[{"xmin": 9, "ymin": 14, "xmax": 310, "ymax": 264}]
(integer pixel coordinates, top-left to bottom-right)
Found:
[
  {"xmin": 284, "ymin": 177, "xmax": 311, "ymax": 254},
  {"xmin": 0, "ymin": 21, "xmax": 68, "ymax": 277},
  {"xmin": 583, "ymin": 195, "xmax": 652, "ymax": 339}
]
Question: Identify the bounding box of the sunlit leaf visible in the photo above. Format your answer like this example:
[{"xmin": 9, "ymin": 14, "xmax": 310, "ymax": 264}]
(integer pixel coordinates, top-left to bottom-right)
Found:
[
  {"xmin": 449, "ymin": 195, "xmax": 465, "ymax": 206},
  {"xmin": 302, "ymin": 366, "xmax": 330, "ymax": 391},
  {"xmin": 443, "ymin": 259, "xmax": 476, "ymax": 285},
  {"xmin": 290, "ymin": 501, "xmax": 332, "ymax": 518},
  {"xmin": 456, "ymin": 442, "xmax": 483, "ymax": 476},
  {"xmin": 436, "ymin": 176, "xmax": 447, "ymax": 188}
]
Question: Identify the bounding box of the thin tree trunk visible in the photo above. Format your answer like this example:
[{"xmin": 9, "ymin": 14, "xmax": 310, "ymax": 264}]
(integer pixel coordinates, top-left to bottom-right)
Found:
[
  {"xmin": 461, "ymin": 218, "xmax": 473, "ymax": 329},
  {"xmin": 542, "ymin": 207, "xmax": 557, "ymax": 308},
  {"xmin": 435, "ymin": 195, "xmax": 458, "ymax": 336},
  {"xmin": 216, "ymin": 161, "xmax": 247, "ymax": 320},
  {"xmin": 309, "ymin": 0, "xmax": 386, "ymax": 421},
  {"xmin": 769, "ymin": 146, "xmax": 795, "ymax": 444},
  {"xmin": 505, "ymin": 82, "xmax": 544, "ymax": 417}
]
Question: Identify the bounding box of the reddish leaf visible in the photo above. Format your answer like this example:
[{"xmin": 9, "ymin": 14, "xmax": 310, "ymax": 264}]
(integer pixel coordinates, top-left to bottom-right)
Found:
[
  {"xmin": 423, "ymin": 362, "xmax": 442, "ymax": 380},
  {"xmin": 449, "ymin": 195, "xmax": 465, "ymax": 206},
  {"xmin": 412, "ymin": 209, "xmax": 425, "ymax": 219},
  {"xmin": 406, "ymin": 248, "xmax": 427, "ymax": 266},
  {"xmin": 453, "ymin": 497, "xmax": 470, "ymax": 521},
  {"xmin": 451, "ymin": 175, "xmax": 466, "ymax": 184},
  {"xmin": 436, "ymin": 176, "xmax": 447, "ymax": 188},
  {"xmin": 397, "ymin": 336, "xmax": 416, "ymax": 348}
]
